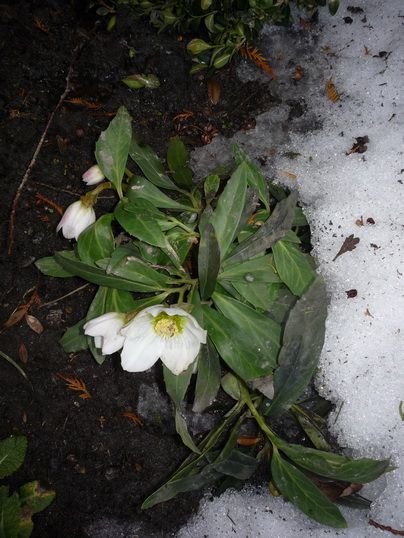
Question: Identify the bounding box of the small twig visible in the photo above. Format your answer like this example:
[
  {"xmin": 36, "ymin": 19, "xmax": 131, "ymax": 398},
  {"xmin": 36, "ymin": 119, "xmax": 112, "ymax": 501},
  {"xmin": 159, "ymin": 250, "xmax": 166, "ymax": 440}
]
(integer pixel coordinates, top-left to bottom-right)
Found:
[
  {"xmin": 7, "ymin": 40, "xmax": 86, "ymax": 256},
  {"xmin": 369, "ymin": 519, "xmax": 404, "ymax": 536},
  {"xmin": 31, "ymin": 180, "xmax": 81, "ymax": 197},
  {"xmin": 39, "ymin": 283, "xmax": 90, "ymax": 309}
]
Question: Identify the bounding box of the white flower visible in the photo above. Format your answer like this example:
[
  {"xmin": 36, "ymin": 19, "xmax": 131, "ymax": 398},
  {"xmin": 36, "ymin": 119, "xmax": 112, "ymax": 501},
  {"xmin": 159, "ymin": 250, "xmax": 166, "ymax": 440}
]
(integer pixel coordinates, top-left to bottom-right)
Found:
[
  {"xmin": 57, "ymin": 200, "xmax": 96, "ymax": 240},
  {"xmin": 82, "ymin": 165, "xmax": 105, "ymax": 186},
  {"xmin": 84, "ymin": 312, "xmax": 126, "ymax": 355},
  {"xmin": 120, "ymin": 305, "xmax": 207, "ymax": 375}
]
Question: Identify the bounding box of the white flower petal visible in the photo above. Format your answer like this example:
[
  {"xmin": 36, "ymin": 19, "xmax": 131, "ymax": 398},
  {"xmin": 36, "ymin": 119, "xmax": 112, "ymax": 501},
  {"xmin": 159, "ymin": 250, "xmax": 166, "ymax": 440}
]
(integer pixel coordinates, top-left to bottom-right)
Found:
[
  {"xmin": 160, "ymin": 332, "xmax": 201, "ymax": 375},
  {"xmin": 121, "ymin": 330, "xmax": 162, "ymax": 372},
  {"xmin": 57, "ymin": 200, "xmax": 96, "ymax": 240},
  {"xmin": 82, "ymin": 165, "xmax": 104, "ymax": 185},
  {"xmin": 94, "ymin": 335, "xmax": 103, "ymax": 349},
  {"xmin": 121, "ymin": 315, "xmax": 153, "ymax": 339},
  {"xmin": 102, "ymin": 335, "xmax": 125, "ymax": 355}
]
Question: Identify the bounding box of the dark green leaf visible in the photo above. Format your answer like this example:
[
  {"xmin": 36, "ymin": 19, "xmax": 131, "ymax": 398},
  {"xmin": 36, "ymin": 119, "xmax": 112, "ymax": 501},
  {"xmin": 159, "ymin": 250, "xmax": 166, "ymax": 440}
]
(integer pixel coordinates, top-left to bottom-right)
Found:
[
  {"xmin": 175, "ymin": 410, "xmax": 201, "ymax": 454},
  {"xmin": 232, "ymin": 145, "xmax": 269, "ymax": 210},
  {"xmin": 226, "ymin": 191, "xmax": 298, "ymax": 263},
  {"xmin": 106, "ymin": 246, "xmax": 171, "ymax": 289},
  {"xmin": 34, "ymin": 256, "xmax": 73, "ymax": 277},
  {"xmin": 127, "ymin": 175, "xmax": 193, "ymax": 211},
  {"xmin": 219, "ymin": 254, "xmax": 280, "ymax": 283},
  {"xmin": 55, "ymin": 251, "xmax": 163, "ymax": 292},
  {"xmin": 231, "ymin": 281, "xmax": 279, "ymax": 311},
  {"xmin": 210, "ymin": 161, "xmax": 248, "ymax": 259},
  {"xmin": 278, "ymin": 443, "xmax": 391, "ymax": 483},
  {"xmin": 18, "ymin": 481, "xmax": 55, "ymax": 514},
  {"xmin": 105, "ymin": 288, "xmax": 137, "ymax": 312},
  {"xmin": 221, "ymin": 373, "xmax": 242, "ymax": 401},
  {"xmin": 268, "ymin": 278, "xmax": 328, "ymax": 417},
  {"xmin": 95, "ymin": 106, "xmax": 132, "ymax": 198},
  {"xmin": 77, "ymin": 214, "xmax": 115, "ymax": 264},
  {"xmin": 204, "ymin": 174, "xmax": 220, "ymax": 204},
  {"xmin": 59, "ymin": 319, "xmax": 88, "ymax": 353},
  {"xmin": 0, "ymin": 436, "xmax": 27, "ymax": 479},
  {"xmin": 115, "ymin": 199, "xmax": 167, "ymax": 248},
  {"xmin": 122, "ymin": 73, "xmax": 160, "ymax": 89},
  {"xmin": 272, "ymin": 240, "xmax": 316, "ymax": 296},
  {"xmin": 129, "ymin": 139, "xmax": 180, "ymax": 191},
  {"xmin": 213, "ymin": 449, "xmax": 258, "ymax": 479},
  {"xmin": 212, "ymin": 292, "xmax": 281, "ymax": 370},
  {"xmin": 0, "ymin": 492, "xmax": 21, "ymax": 538},
  {"xmin": 198, "ymin": 223, "xmax": 221, "ymax": 300},
  {"xmin": 193, "ymin": 339, "xmax": 221, "ymax": 413},
  {"xmin": 271, "ymin": 450, "xmax": 347, "ymax": 528},
  {"xmin": 163, "ymin": 363, "xmax": 193, "ymax": 408},
  {"xmin": 293, "ymin": 409, "xmax": 332, "ymax": 451},
  {"xmin": 167, "ymin": 136, "xmax": 193, "ymax": 189},
  {"xmin": 202, "ymin": 305, "xmax": 273, "ymax": 381}
]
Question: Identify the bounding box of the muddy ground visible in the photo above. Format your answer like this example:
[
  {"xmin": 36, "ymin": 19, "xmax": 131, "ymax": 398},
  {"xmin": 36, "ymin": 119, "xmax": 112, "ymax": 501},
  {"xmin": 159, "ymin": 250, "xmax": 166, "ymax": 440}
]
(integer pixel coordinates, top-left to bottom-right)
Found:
[{"xmin": 0, "ymin": 1, "xmax": 312, "ymax": 537}]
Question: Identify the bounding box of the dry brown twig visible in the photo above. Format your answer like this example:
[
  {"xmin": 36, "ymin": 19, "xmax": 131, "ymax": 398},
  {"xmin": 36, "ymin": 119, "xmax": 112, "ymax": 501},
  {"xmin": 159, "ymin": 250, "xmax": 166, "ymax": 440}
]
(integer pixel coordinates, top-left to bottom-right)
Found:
[{"xmin": 7, "ymin": 41, "xmax": 86, "ymax": 256}]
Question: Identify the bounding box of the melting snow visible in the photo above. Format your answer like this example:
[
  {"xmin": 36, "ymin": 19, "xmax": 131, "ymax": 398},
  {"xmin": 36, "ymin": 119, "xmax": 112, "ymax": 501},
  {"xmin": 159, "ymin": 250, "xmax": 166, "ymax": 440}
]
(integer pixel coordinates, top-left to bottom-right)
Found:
[{"xmin": 180, "ymin": 0, "xmax": 404, "ymax": 535}]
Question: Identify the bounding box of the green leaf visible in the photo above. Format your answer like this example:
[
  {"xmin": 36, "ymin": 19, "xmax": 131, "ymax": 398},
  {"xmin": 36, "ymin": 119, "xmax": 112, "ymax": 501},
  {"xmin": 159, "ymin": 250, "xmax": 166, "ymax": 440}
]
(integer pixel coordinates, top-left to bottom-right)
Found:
[
  {"xmin": 221, "ymin": 373, "xmax": 241, "ymax": 401},
  {"xmin": 105, "ymin": 288, "xmax": 137, "ymax": 312},
  {"xmin": 204, "ymin": 174, "xmax": 220, "ymax": 204},
  {"xmin": 54, "ymin": 251, "xmax": 161, "ymax": 292},
  {"xmin": 163, "ymin": 364, "xmax": 193, "ymax": 408},
  {"xmin": 210, "ymin": 161, "xmax": 248, "ymax": 259},
  {"xmin": 167, "ymin": 137, "xmax": 193, "ymax": 189},
  {"xmin": 193, "ymin": 339, "xmax": 221, "ymax": 413},
  {"xmin": 175, "ymin": 410, "xmax": 201, "ymax": 454},
  {"xmin": 202, "ymin": 305, "xmax": 273, "ymax": 381},
  {"xmin": 278, "ymin": 443, "xmax": 391, "ymax": 483},
  {"xmin": 219, "ymin": 254, "xmax": 280, "ymax": 283},
  {"xmin": 95, "ymin": 106, "xmax": 132, "ymax": 198},
  {"xmin": 17, "ymin": 516, "xmax": 33, "ymax": 538},
  {"xmin": 18, "ymin": 481, "xmax": 55, "ymax": 514},
  {"xmin": 226, "ymin": 191, "xmax": 298, "ymax": 263},
  {"xmin": 232, "ymin": 145, "xmax": 269, "ymax": 210},
  {"xmin": 271, "ymin": 450, "xmax": 347, "ymax": 528},
  {"xmin": 231, "ymin": 281, "xmax": 279, "ymax": 311},
  {"xmin": 115, "ymin": 199, "xmax": 167, "ymax": 248},
  {"xmin": 0, "ymin": 436, "xmax": 27, "ymax": 479},
  {"xmin": 59, "ymin": 319, "xmax": 88, "ymax": 353},
  {"xmin": 212, "ymin": 292, "xmax": 281, "ymax": 370},
  {"xmin": 106, "ymin": 247, "xmax": 171, "ymax": 289},
  {"xmin": 198, "ymin": 223, "xmax": 221, "ymax": 300},
  {"xmin": 122, "ymin": 73, "xmax": 160, "ymax": 89},
  {"xmin": 34, "ymin": 256, "xmax": 73, "ymax": 277},
  {"xmin": 0, "ymin": 351, "xmax": 29, "ymax": 383},
  {"xmin": 77, "ymin": 214, "xmax": 115, "ymax": 264},
  {"xmin": 294, "ymin": 411, "xmax": 332, "ymax": 451},
  {"xmin": 272, "ymin": 240, "xmax": 316, "ymax": 296},
  {"xmin": 127, "ymin": 175, "xmax": 193, "ymax": 211},
  {"xmin": 268, "ymin": 278, "xmax": 328, "ymax": 417},
  {"xmin": 213, "ymin": 449, "xmax": 257, "ymax": 479},
  {"xmin": 0, "ymin": 492, "xmax": 21, "ymax": 538},
  {"xmin": 129, "ymin": 139, "xmax": 180, "ymax": 191},
  {"xmin": 328, "ymin": 0, "xmax": 339, "ymax": 15}
]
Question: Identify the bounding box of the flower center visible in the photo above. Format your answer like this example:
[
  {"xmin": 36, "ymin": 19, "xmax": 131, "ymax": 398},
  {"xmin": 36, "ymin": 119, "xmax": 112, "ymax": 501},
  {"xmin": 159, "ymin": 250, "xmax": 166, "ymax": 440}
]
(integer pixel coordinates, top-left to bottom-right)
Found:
[{"xmin": 153, "ymin": 312, "xmax": 185, "ymax": 339}]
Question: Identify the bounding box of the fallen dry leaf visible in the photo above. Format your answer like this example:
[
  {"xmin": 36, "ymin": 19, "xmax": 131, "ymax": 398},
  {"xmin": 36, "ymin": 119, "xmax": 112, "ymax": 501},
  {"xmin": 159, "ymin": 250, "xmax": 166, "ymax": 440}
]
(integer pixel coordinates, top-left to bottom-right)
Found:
[
  {"xmin": 4, "ymin": 289, "xmax": 41, "ymax": 328},
  {"xmin": 292, "ymin": 65, "xmax": 304, "ymax": 81},
  {"xmin": 346, "ymin": 135, "xmax": 369, "ymax": 155},
  {"xmin": 280, "ymin": 170, "xmax": 297, "ymax": 180},
  {"xmin": 18, "ymin": 343, "xmax": 28, "ymax": 364},
  {"xmin": 345, "ymin": 289, "xmax": 358, "ymax": 298},
  {"xmin": 207, "ymin": 79, "xmax": 221, "ymax": 105},
  {"xmin": 237, "ymin": 436, "xmax": 262, "ymax": 446},
  {"xmin": 25, "ymin": 314, "xmax": 44, "ymax": 334},
  {"xmin": 333, "ymin": 234, "xmax": 360, "ymax": 261},
  {"xmin": 33, "ymin": 16, "xmax": 49, "ymax": 33}
]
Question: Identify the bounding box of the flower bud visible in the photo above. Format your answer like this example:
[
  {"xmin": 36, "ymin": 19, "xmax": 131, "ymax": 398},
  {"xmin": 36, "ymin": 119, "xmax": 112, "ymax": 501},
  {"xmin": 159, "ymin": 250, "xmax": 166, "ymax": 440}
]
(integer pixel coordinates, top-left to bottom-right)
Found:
[
  {"xmin": 82, "ymin": 165, "xmax": 105, "ymax": 186},
  {"xmin": 84, "ymin": 312, "xmax": 126, "ymax": 355},
  {"xmin": 56, "ymin": 200, "xmax": 96, "ymax": 240}
]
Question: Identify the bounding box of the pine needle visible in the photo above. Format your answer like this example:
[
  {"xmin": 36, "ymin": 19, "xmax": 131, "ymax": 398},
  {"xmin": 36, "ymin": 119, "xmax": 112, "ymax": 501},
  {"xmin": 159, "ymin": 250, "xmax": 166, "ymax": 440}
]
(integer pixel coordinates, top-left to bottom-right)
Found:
[{"xmin": 239, "ymin": 44, "xmax": 276, "ymax": 79}]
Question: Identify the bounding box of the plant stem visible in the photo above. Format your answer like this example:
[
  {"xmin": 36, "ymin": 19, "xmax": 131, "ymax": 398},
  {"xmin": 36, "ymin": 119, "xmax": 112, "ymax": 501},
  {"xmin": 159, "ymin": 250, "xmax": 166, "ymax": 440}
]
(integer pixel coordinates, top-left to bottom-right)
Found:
[{"xmin": 240, "ymin": 384, "xmax": 279, "ymax": 446}]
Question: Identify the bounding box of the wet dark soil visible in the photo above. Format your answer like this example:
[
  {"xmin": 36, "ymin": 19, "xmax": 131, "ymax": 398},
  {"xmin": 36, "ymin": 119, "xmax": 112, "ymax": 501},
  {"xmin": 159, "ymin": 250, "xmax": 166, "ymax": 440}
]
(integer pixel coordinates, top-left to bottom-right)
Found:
[{"xmin": 0, "ymin": 2, "xmax": 280, "ymax": 537}]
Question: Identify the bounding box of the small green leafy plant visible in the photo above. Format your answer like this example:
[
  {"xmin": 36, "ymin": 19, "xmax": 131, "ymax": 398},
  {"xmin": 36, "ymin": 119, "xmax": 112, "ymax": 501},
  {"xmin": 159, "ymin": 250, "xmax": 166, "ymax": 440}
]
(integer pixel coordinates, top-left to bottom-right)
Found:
[
  {"xmin": 0, "ymin": 435, "xmax": 55, "ymax": 538},
  {"xmin": 116, "ymin": 0, "xmax": 340, "ymax": 72},
  {"xmin": 36, "ymin": 106, "xmax": 390, "ymax": 527}
]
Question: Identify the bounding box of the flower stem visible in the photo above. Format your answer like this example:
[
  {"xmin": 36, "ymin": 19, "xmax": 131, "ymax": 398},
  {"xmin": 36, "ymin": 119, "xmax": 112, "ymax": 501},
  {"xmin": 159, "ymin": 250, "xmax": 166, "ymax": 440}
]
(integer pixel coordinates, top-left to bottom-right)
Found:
[{"xmin": 239, "ymin": 383, "xmax": 279, "ymax": 447}]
